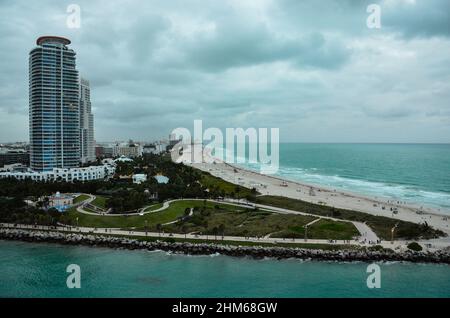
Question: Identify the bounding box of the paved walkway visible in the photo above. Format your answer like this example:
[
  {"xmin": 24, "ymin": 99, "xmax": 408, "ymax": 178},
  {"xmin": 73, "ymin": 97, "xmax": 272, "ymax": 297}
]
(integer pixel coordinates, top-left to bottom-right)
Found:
[
  {"xmin": 162, "ymin": 208, "xmax": 193, "ymax": 225},
  {"xmin": 0, "ymin": 223, "xmax": 383, "ymax": 247},
  {"xmin": 76, "ymin": 195, "xmax": 168, "ymax": 217},
  {"xmin": 305, "ymin": 218, "xmax": 321, "ymax": 227},
  {"xmin": 352, "ymin": 222, "xmax": 380, "ymax": 244},
  {"xmin": 2, "ymin": 223, "xmax": 449, "ymax": 251}
]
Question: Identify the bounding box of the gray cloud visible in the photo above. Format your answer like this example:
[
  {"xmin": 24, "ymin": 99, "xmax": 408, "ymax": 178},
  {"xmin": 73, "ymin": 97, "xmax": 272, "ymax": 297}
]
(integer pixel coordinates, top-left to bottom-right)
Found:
[
  {"xmin": 0, "ymin": 0, "xmax": 449, "ymax": 143},
  {"xmin": 382, "ymin": 0, "xmax": 450, "ymax": 38}
]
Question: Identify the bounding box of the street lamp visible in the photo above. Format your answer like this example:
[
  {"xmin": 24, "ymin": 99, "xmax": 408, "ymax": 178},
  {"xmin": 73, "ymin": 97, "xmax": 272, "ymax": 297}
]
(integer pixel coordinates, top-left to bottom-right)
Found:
[{"xmin": 304, "ymin": 225, "xmax": 308, "ymax": 242}]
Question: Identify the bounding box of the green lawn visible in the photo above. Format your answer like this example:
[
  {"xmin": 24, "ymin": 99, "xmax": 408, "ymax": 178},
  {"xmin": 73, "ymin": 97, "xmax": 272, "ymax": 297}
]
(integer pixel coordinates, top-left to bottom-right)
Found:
[
  {"xmin": 143, "ymin": 203, "xmax": 164, "ymax": 212},
  {"xmin": 200, "ymin": 172, "xmax": 255, "ymax": 198},
  {"xmin": 164, "ymin": 205, "xmax": 360, "ymax": 240},
  {"xmin": 91, "ymin": 195, "xmax": 107, "ymax": 209},
  {"xmin": 61, "ymin": 198, "xmax": 361, "ymax": 240},
  {"xmin": 254, "ymin": 195, "xmax": 445, "ymax": 240},
  {"xmin": 83, "ymin": 206, "xmax": 98, "ymax": 213},
  {"xmin": 61, "ymin": 200, "xmax": 244, "ymax": 230},
  {"xmin": 73, "ymin": 194, "xmax": 90, "ymax": 204},
  {"xmin": 271, "ymin": 219, "xmax": 359, "ymax": 240}
]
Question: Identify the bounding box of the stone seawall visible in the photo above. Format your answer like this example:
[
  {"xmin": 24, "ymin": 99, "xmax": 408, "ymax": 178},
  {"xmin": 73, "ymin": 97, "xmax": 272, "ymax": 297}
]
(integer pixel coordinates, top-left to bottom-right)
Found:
[{"xmin": 1, "ymin": 228, "xmax": 449, "ymax": 264}]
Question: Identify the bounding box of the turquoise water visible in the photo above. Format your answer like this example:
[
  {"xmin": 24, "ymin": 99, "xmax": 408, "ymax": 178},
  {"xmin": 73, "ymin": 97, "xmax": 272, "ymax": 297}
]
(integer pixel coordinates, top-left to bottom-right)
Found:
[
  {"xmin": 1, "ymin": 240, "xmax": 449, "ymax": 298},
  {"xmin": 236, "ymin": 143, "xmax": 450, "ymax": 211}
]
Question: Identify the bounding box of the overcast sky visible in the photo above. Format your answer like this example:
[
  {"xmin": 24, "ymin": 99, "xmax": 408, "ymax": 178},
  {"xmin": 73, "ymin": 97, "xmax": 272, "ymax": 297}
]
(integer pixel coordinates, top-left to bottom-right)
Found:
[{"xmin": 0, "ymin": 0, "xmax": 449, "ymax": 143}]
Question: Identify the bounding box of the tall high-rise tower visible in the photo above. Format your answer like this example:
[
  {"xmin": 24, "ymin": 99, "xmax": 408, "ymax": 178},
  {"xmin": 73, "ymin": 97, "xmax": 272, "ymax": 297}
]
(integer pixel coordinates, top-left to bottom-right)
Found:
[
  {"xmin": 79, "ymin": 78, "xmax": 95, "ymax": 164},
  {"xmin": 29, "ymin": 36, "xmax": 80, "ymax": 171}
]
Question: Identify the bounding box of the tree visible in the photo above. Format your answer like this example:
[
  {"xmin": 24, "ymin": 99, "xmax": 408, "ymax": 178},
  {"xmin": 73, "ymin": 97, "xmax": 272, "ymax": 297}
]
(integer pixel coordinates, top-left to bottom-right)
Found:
[
  {"xmin": 218, "ymin": 224, "xmax": 225, "ymax": 239},
  {"xmin": 156, "ymin": 223, "xmax": 162, "ymax": 237},
  {"xmin": 407, "ymin": 242, "xmax": 423, "ymax": 252},
  {"xmin": 212, "ymin": 226, "xmax": 219, "ymax": 240},
  {"xmin": 235, "ymin": 186, "xmax": 241, "ymax": 198},
  {"xmin": 181, "ymin": 224, "xmax": 188, "ymax": 239}
]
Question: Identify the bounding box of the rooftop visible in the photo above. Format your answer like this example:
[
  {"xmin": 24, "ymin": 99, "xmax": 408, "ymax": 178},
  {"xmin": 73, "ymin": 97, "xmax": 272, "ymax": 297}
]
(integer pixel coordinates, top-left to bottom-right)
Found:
[
  {"xmin": 36, "ymin": 36, "xmax": 71, "ymax": 46},
  {"xmin": 154, "ymin": 175, "xmax": 169, "ymax": 184}
]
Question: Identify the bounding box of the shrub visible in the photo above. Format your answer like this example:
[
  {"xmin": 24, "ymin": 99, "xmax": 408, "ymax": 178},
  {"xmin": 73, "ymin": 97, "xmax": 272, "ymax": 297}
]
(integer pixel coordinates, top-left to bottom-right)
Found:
[{"xmin": 407, "ymin": 242, "xmax": 423, "ymax": 251}]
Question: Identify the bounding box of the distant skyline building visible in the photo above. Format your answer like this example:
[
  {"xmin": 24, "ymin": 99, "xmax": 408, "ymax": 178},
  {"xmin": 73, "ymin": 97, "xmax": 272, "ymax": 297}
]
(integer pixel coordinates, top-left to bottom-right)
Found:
[
  {"xmin": 29, "ymin": 36, "xmax": 80, "ymax": 171},
  {"xmin": 112, "ymin": 142, "xmax": 143, "ymax": 158},
  {"xmin": 79, "ymin": 78, "xmax": 95, "ymax": 164},
  {"xmin": 0, "ymin": 148, "xmax": 29, "ymax": 167}
]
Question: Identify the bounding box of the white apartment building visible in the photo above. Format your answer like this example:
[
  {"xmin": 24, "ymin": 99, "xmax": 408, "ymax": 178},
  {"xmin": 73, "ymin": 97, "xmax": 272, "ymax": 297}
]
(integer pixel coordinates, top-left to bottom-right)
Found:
[{"xmin": 0, "ymin": 164, "xmax": 115, "ymax": 182}]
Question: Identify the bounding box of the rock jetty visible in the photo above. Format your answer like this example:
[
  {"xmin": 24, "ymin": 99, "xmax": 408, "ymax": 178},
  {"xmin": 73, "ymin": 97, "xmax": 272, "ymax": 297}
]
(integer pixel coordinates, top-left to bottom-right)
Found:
[{"xmin": 1, "ymin": 228, "xmax": 449, "ymax": 264}]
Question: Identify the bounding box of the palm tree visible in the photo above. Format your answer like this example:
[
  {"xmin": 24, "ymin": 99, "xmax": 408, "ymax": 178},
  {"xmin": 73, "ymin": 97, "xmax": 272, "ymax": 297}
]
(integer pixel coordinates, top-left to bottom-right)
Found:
[
  {"xmin": 212, "ymin": 226, "xmax": 219, "ymax": 240},
  {"xmin": 181, "ymin": 225, "xmax": 188, "ymax": 239},
  {"xmin": 156, "ymin": 223, "xmax": 162, "ymax": 237},
  {"xmin": 218, "ymin": 224, "xmax": 225, "ymax": 240}
]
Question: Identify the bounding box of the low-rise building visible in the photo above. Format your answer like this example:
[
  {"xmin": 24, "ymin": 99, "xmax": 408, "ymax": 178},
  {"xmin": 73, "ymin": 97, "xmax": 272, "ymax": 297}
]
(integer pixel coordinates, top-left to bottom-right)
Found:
[
  {"xmin": 0, "ymin": 163, "xmax": 28, "ymax": 173},
  {"xmin": 0, "ymin": 148, "xmax": 30, "ymax": 167},
  {"xmin": 132, "ymin": 173, "xmax": 148, "ymax": 184},
  {"xmin": 48, "ymin": 192, "xmax": 73, "ymax": 212},
  {"xmin": 0, "ymin": 164, "xmax": 115, "ymax": 182},
  {"xmin": 95, "ymin": 143, "xmax": 115, "ymax": 158},
  {"xmin": 143, "ymin": 144, "xmax": 158, "ymax": 155},
  {"xmin": 113, "ymin": 142, "xmax": 143, "ymax": 158}
]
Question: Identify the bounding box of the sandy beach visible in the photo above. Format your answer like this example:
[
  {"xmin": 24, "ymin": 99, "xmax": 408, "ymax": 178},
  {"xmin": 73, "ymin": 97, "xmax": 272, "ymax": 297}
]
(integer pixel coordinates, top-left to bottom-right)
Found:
[{"xmin": 188, "ymin": 160, "xmax": 450, "ymax": 236}]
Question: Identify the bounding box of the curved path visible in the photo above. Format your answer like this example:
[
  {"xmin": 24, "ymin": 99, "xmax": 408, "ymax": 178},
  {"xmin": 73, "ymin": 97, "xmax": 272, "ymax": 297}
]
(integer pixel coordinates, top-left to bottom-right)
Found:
[
  {"xmin": 75, "ymin": 194, "xmax": 167, "ymax": 217},
  {"xmin": 162, "ymin": 208, "xmax": 194, "ymax": 226}
]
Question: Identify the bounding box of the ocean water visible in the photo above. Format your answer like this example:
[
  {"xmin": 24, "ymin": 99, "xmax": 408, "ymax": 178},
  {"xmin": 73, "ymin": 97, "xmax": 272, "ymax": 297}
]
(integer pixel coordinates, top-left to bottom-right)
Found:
[
  {"xmin": 230, "ymin": 143, "xmax": 450, "ymax": 211},
  {"xmin": 0, "ymin": 240, "xmax": 449, "ymax": 298}
]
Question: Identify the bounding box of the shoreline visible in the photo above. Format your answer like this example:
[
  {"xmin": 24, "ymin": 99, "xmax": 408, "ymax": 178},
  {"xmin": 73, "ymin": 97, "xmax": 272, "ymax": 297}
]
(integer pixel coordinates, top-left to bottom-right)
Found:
[
  {"xmin": 230, "ymin": 162, "xmax": 449, "ymax": 214},
  {"xmin": 1, "ymin": 228, "xmax": 449, "ymax": 264},
  {"xmin": 190, "ymin": 160, "xmax": 450, "ymax": 236}
]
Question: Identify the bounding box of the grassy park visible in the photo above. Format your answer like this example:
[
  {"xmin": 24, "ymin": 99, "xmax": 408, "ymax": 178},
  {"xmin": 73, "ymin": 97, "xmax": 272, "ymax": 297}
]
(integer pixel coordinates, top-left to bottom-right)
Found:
[
  {"xmin": 73, "ymin": 194, "xmax": 90, "ymax": 204},
  {"xmin": 254, "ymin": 195, "xmax": 444, "ymax": 240},
  {"xmin": 61, "ymin": 198, "xmax": 360, "ymax": 240},
  {"xmin": 63, "ymin": 201, "xmax": 242, "ymax": 230},
  {"xmin": 63, "ymin": 200, "xmax": 192, "ymax": 229},
  {"xmin": 136, "ymin": 201, "xmax": 359, "ymax": 240},
  {"xmin": 90, "ymin": 195, "xmax": 107, "ymax": 209}
]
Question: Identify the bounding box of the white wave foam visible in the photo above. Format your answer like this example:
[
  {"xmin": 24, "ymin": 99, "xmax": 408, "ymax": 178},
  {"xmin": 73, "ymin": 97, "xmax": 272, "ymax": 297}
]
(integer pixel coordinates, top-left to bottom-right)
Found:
[{"xmin": 241, "ymin": 163, "xmax": 450, "ymax": 210}]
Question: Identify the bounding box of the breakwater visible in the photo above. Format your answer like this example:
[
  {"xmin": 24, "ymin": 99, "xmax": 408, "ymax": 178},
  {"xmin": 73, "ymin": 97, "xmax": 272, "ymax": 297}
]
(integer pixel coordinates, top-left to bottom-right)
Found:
[{"xmin": 1, "ymin": 228, "xmax": 449, "ymax": 264}]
